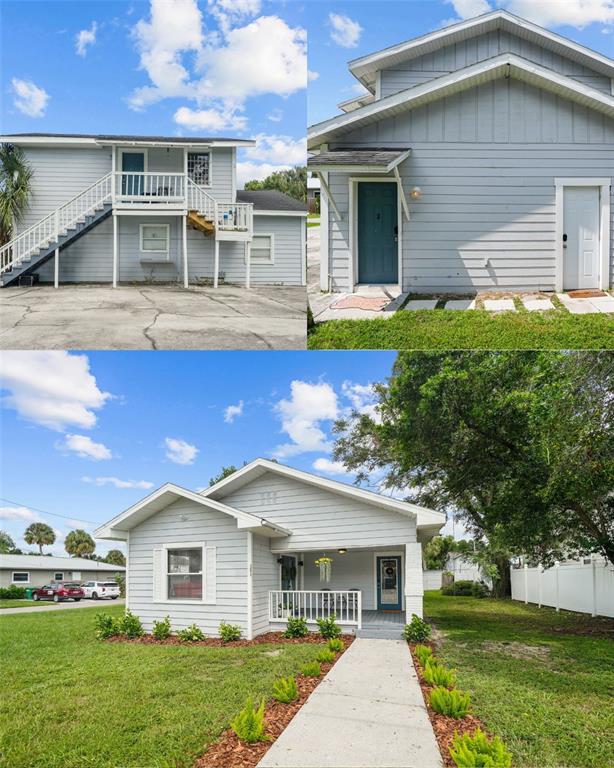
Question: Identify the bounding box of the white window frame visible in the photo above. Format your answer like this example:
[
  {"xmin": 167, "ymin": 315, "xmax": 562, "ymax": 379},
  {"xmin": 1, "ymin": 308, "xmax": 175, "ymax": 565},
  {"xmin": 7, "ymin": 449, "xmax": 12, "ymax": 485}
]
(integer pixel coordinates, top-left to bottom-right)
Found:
[
  {"xmin": 71, "ymin": 571, "xmax": 81, "ymax": 580},
  {"xmin": 162, "ymin": 542, "xmax": 207, "ymax": 604},
  {"xmin": 119, "ymin": 147, "xmax": 149, "ymax": 173},
  {"xmin": 139, "ymin": 223, "xmax": 170, "ymax": 259},
  {"xmin": 12, "ymin": 571, "xmax": 30, "ymax": 584},
  {"xmin": 54, "ymin": 572, "xmax": 64, "ymax": 581},
  {"xmin": 247, "ymin": 233, "xmax": 275, "ymax": 265},
  {"xmin": 187, "ymin": 151, "xmax": 212, "ymax": 188}
]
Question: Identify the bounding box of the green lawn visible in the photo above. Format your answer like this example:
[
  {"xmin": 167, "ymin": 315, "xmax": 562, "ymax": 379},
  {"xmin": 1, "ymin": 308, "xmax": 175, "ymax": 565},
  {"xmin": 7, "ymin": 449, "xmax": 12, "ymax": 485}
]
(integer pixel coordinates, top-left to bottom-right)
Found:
[
  {"xmin": 0, "ymin": 599, "xmax": 41, "ymax": 608},
  {"xmin": 425, "ymin": 591, "xmax": 614, "ymax": 768},
  {"xmin": 0, "ymin": 605, "xmax": 324, "ymax": 768},
  {"xmin": 308, "ymin": 310, "xmax": 614, "ymax": 349}
]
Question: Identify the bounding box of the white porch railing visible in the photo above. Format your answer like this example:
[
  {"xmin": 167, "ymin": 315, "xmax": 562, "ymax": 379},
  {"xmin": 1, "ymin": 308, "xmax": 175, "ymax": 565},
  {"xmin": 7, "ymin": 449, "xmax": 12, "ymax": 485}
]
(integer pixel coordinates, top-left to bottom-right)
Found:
[
  {"xmin": 115, "ymin": 172, "xmax": 185, "ymax": 203},
  {"xmin": 269, "ymin": 590, "xmax": 362, "ymax": 627}
]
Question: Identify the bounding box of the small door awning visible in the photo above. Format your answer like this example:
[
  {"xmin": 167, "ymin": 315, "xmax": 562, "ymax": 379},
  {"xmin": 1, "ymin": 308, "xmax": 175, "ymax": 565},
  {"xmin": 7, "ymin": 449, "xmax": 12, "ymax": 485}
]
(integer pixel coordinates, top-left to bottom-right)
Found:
[{"xmin": 307, "ymin": 148, "xmax": 411, "ymax": 173}]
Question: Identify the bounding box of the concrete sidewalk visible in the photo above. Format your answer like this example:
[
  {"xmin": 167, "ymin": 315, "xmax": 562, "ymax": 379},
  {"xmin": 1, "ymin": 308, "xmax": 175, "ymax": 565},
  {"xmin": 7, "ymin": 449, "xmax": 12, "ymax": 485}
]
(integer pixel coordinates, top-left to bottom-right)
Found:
[
  {"xmin": 1, "ymin": 598, "xmax": 125, "ymax": 615},
  {"xmin": 258, "ymin": 638, "xmax": 442, "ymax": 768}
]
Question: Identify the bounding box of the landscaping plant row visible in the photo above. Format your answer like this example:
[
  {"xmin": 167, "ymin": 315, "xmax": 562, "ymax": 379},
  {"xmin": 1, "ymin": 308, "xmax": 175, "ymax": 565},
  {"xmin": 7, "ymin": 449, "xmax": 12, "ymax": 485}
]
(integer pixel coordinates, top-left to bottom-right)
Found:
[{"xmin": 407, "ymin": 615, "xmax": 513, "ymax": 768}]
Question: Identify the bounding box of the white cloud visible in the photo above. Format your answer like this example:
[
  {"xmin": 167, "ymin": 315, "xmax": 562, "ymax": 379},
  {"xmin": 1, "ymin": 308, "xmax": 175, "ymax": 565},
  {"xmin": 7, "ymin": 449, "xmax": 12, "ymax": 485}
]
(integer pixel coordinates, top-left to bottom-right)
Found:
[
  {"xmin": 312, "ymin": 458, "xmax": 351, "ymax": 476},
  {"xmin": 0, "ymin": 506, "xmax": 40, "ymax": 523},
  {"xmin": 208, "ymin": 0, "xmax": 261, "ymax": 34},
  {"xmin": 235, "ymin": 161, "xmax": 286, "ymax": 188},
  {"xmin": 60, "ymin": 434, "xmax": 113, "ymax": 461},
  {"xmin": 173, "ymin": 105, "xmax": 247, "ymax": 131},
  {"xmin": 81, "ymin": 476, "xmax": 154, "ymax": 489},
  {"xmin": 308, "ymin": 70, "xmax": 319, "ymax": 81},
  {"xmin": 75, "ymin": 21, "xmax": 98, "ymax": 56},
  {"xmin": 267, "ymin": 108, "xmax": 283, "ymax": 122},
  {"xmin": 273, "ymin": 381, "xmax": 338, "ymax": 458},
  {"xmin": 224, "ymin": 400, "xmax": 244, "ymax": 423},
  {"xmin": 444, "ymin": 0, "xmax": 492, "ymax": 21},
  {"xmin": 10, "ymin": 78, "xmax": 49, "ymax": 118},
  {"xmin": 243, "ymin": 134, "xmax": 306, "ymax": 165},
  {"xmin": 165, "ymin": 437, "xmax": 199, "ymax": 465},
  {"xmin": 0, "ymin": 351, "xmax": 112, "ymax": 432},
  {"xmin": 341, "ymin": 381, "xmax": 380, "ymax": 421},
  {"xmin": 445, "ymin": 0, "xmax": 614, "ymax": 27},
  {"xmin": 328, "ymin": 12, "xmax": 363, "ymax": 48}
]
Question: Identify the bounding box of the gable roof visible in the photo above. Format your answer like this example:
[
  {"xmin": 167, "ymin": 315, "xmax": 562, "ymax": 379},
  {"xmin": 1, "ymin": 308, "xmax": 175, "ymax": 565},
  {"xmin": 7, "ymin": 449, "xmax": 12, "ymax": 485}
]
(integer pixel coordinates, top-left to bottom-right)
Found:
[
  {"xmin": 236, "ymin": 190, "xmax": 308, "ymax": 212},
  {"xmin": 0, "ymin": 133, "xmax": 254, "ymax": 148},
  {"xmin": 94, "ymin": 483, "xmax": 292, "ymax": 541},
  {"xmin": 349, "ymin": 10, "xmax": 614, "ymax": 93},
  {"xmin": 308, "ymin": 52, "xmax": 614, "ymax": 148},
  {"xmin": 201, "ymin": 458, "xmax": 446, "ymax": 529},
  {"xmin": 0, "ymin": 554, "xmax": 124, "ymax": 572}
]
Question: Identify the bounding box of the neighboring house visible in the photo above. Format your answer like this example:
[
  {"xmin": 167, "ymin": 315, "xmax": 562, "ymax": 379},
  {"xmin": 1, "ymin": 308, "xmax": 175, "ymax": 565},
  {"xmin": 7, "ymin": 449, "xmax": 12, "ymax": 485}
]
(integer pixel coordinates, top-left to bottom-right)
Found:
[
  {"xmin": 0, "ymin": 134, "xmax": 307, "ymax": 289},
  {"xmin": 307, "ymin": 173, "xmax": 321, "ymax": 212},
  {"xmin": 423, "ymin": 552, "xmax": 491, "ymax": 590},
  {"xmin": 308, "ymin": 10, "xmax": 614, "ymax": 294},
  {"xmin": 95, "ymin": 458, "xmax": 445, "ymax": 638},
  {"xmin": 0, "ymin": 554, "xmax": 125, "ymax": 587}
]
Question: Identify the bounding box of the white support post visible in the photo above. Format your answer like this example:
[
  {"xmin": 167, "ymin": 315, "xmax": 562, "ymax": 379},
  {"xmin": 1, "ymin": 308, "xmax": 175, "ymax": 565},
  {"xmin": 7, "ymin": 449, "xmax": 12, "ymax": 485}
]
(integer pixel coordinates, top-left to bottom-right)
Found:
[
  {"xmin": 112, "ymin": 213, "xmax": 118, "ymax": 288},
  {"xmin": 111, "ymin": 147, "xmax": 116, "ymax": 204},
  {"xmin": 357, "ymin": 590, "xmax": 362, "ymax": 630},
  {"xmin": 182, "ymin": 214, "xmax": 188, "ymax": 289},
  {"xmin": 317, "ymin": 171, "xmax": 342, "ymax": 220},
  {"xmin": 54, "ymin": 248, "xmax": 59, "ymax": 289},
  {"xmin": 394, "ymin": 166, "xmax": 410, "ymax": 221},
  {"xmin": 404, "ymin": 542, "xmax": 424, "ymax": 620},
  {"xmin": 213, "ymin": 239, "xmax": 219, "ymax": 289},
  {"xmin": 245, "ymin": 241, "xmax": 251, "ymax": 289},
  {"xmin": 524, "ymin": 563, "xmax": 528, "ymax": 604},
  {"xmin": 246, "ymin": 532, "xmax": 253, "ymax": 640}
]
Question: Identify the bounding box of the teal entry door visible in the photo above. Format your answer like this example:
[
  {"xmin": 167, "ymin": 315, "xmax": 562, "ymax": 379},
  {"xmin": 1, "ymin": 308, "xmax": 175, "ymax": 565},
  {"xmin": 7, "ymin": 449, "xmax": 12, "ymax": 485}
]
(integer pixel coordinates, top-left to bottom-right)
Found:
[
  {"xmin": 357, "ymin": 182, "xmax": 398, "ymax": 284},
  {"xmin": 122, "ymin": 152, "xmax": 145, "ymax": 196}
]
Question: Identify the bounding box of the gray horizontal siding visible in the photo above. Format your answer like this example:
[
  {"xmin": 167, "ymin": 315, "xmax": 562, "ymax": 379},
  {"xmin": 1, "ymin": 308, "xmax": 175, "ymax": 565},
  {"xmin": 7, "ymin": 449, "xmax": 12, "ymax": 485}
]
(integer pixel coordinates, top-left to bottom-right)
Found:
[
  {"xmin": 252, "ymin": 535, "xmax": 278, "ymax": 637},
  {"xmin": 128, "ymin": 498, "xmax": 248, "ymax": 634},
  {"xmin": 223, "ymin": 472, "xmax": 417, "ymax": 551},
  {"xmin": 380, "ymin": 29, "xmax": 613, "ymax": 98}
]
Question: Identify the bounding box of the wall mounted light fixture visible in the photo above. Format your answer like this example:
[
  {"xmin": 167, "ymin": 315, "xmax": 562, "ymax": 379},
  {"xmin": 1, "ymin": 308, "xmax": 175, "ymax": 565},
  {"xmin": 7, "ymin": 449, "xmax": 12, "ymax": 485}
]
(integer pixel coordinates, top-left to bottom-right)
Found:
[
  {"xmin": 338, "ymin": 548, "xmax": 347, "ymax": 554},
  {"xmin": 410, "ymin": 186, "xmax": 422, "ymax": 200}
]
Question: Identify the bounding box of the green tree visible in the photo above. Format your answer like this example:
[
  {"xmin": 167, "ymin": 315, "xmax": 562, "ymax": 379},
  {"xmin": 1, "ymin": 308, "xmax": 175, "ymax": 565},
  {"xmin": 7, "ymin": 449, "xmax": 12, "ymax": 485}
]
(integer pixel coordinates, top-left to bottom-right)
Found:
[
  {"xmin": 423, "ymin": 535, "xmax": 456, "ymax": 570},
  {"xmin": 104, "ymin": 549, "xmax": 125, "ymax": 567},
  {"xmin": 0, "ymin": 530, "xmax": 15, "ymax": 554},
  {"xmin": 333, "ymin": 352, "xmax": 614, "ymax": 591},
  {"xmin": 24, "ymin": 523, "xmax": 55, "ymax": 555},
  {"xmin": 0, "ymin": 144, "xmax": 33, "ymax": 245},
  {"xmin": 244, "ymin": 167, "xmax": 306, "ymax": 202},
  {"xmin": 65, "ymin": 529, "xmax": 95, "ymax": 558}
]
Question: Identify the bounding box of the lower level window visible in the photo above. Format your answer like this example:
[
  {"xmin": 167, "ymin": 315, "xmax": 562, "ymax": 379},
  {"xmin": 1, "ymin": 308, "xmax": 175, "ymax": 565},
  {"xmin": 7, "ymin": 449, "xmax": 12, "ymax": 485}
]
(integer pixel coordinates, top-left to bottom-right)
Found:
[
  {"xmin": 250, "ymin": 234, "xmax": 274, "ymax": 264},
  {"xmin": 12, "ymin": 572, "xmax": 29, "ymax": 583},
  {"xmin": 54, "ymin": 572, "xmax": 64, "ymax": 581},
  {"xmin": 140, "ymin": 224, "xmax": 170, "ymax": 256},
  {"xmin": 167, "ymin": 547, "xmax": 202, "ymax": 600}
]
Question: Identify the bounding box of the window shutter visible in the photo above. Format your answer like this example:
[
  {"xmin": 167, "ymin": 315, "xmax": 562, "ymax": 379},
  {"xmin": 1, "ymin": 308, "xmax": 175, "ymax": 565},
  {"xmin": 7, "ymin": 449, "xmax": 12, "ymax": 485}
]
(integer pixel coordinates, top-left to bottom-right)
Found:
[
  {"xmin": 153, "ymin": 548, "xmax": 164, "ymax": 602},
  {"xmin": 205, "ymin": 546, "xmax": 216, "ymax": 604}
]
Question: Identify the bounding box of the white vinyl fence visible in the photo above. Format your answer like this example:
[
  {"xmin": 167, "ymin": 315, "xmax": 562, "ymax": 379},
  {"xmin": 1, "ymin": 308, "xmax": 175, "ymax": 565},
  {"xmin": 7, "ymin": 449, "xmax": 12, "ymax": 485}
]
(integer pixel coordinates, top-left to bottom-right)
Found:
[
  {"xmin": 511, "ymin": 558, "xmax": 614, "ymax": 618},
  {"xmin": 423, "ymin": 570, "xmax": 444, "ymax": 590}
]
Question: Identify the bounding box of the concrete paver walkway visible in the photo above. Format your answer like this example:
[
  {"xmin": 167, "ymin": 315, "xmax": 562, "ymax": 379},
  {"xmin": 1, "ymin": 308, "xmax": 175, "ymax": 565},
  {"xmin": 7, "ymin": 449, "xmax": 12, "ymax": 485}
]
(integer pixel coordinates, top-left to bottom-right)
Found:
[
  {"xmin": 1, "ymin": 598, "xmax": 125, "ymax": 615},
  {"xmin": 258, "ymin": 638, "xmax": 442, "ymax": 768}
]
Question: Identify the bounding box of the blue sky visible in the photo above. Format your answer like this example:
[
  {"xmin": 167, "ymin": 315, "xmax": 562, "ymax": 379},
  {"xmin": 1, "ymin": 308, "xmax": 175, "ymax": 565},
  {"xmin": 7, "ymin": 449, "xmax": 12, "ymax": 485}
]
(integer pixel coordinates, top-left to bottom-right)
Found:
[
  {"xmin": 307, "ymin": 0, "xmax": 614, "ymax": 124},
  {"xmin": 0, "ymin": 350, "xmax": 400, "ymax": 556},
  {"xmin": 1, "ymin": 0, "xmax": 307, "ymax": 187}
]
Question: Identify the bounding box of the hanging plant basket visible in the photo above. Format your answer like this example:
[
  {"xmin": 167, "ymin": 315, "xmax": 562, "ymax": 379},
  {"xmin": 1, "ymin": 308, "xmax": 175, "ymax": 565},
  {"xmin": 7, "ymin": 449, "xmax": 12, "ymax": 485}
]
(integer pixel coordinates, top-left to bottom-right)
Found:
[{"xmin": 314, "ymin": 556, "xmax": 333, "ymax": 583}]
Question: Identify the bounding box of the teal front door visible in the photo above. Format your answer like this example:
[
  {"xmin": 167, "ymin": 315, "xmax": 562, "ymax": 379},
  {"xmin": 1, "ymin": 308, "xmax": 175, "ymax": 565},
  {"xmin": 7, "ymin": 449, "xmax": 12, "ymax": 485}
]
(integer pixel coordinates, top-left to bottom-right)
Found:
[
  {"xmin": 122, "ymin": 152, "xmax": 145, "ymax": 196},
  {"xmin": 376, "ymin": 556, "xmax": 402, "ymax": 610},
  {"xmin": 357, "ymin": 182, "xmax": 398, "ymax": 284}
]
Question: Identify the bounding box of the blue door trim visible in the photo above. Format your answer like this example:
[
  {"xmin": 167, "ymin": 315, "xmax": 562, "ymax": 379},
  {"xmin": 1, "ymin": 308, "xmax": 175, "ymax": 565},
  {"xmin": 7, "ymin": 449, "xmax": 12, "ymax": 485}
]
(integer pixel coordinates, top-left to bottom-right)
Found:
[{"xmin": 376, "ymin": 555, "xmax": 402, "ymax": 610}]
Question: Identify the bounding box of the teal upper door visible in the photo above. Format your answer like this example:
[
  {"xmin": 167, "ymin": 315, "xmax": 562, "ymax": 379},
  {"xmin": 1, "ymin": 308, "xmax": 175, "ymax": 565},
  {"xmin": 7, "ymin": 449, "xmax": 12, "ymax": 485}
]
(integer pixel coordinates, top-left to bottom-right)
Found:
[
  {"xmin": 357, "ymin": 182, "xmax": 398, "ymax": 284},
  {"xmin": 121, "ymin": 152, "xmax": 145, "ymax": 196}
]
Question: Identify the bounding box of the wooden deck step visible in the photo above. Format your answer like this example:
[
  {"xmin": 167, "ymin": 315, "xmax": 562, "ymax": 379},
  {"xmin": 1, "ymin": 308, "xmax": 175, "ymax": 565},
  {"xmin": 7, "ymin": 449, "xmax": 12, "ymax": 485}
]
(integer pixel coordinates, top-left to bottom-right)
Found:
[{"xmin": 187, "ymin": 210, "xmax": 215, "ymax": 235}]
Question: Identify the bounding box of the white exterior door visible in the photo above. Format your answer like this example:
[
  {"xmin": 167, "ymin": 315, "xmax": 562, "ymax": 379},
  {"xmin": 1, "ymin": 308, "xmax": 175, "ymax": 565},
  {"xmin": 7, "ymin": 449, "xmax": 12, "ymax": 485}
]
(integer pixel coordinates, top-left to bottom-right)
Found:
[{"xmin": 563, "ymin": 187, "xmax": 600, "ymax": 290}]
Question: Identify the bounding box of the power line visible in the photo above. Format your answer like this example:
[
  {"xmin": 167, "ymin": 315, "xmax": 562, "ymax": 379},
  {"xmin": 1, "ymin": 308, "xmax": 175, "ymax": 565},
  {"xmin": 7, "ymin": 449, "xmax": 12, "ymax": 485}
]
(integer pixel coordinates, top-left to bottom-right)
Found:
[{"xmin": 0, "ymin": 496, "xmax": 98, "ymax": 526}]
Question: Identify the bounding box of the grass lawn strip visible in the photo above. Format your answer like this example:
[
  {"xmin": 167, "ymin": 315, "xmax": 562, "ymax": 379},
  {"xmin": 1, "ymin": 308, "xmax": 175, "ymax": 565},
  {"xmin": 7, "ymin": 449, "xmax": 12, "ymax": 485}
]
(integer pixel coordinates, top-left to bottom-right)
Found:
[
  {"xmin": 308, "ymin": 310, "xmax": 614, "ymax": 350},
  {"xmin": 424, "ymin": 591, "xmax": 614, "ymax": 768},
  {"xmin": 0, "ymin": 605, "xmax": 331, "ymax": 768},
  {"xmin": 0, "ymin": 599, "xmax": 42, "ymax": 608}
]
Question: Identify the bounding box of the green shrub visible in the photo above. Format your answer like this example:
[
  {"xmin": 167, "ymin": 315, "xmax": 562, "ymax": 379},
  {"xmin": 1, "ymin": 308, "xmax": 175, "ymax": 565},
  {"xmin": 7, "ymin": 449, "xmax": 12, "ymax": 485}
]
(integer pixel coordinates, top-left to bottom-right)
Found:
[
  {"xmin": 442, "ymin": 580, "xmax": 489, "ymax": 598},
  {"xmin": 152, "ymin": 616, "xmax": 172, "ymax": 640},
  {"xmin": 0, "ymin": 585, "xmax": 27, "ymax": 599},
  {"xmin": 283, "ymin": 615, "xmax": 309, "ymax": 638},
  {"xmin": 231, "ymin": 697, "xmax": 267, "ymax": 743},
  {"xmin": 301, "ymin": 661, "xmax": 322, "ymax": 677},
  {"xmin": 414, "ymin": 644, "xmax": 434, "ymax": 668},
  {"xmin": 404, "ymin": 614, "xmax": 432, "ymax": 642},
  {"xmin": 316, "ymin": 614, "xmax": 341, "ymax": 639},
  {"xmin": 177, "ymin": 623, "xmax": 205, "ymax": 642},
  {"xmin": 219, "ymin": 622, "xmax": 241, "ymax": 642},
  {"xmin": 429, "ymin": 687, "xmax": 471, "ymax": 718},
  {"xmin": 423, "ymin": 659, "xmax": 456, "ymax": 689},
  {"xmin": 327, "ymin": 638, "xmax": 344, "ymax": 653},
  {"xmin": 470, "ymin": 582, "xmax": 490, "ymax": 599},
  {"xmin": 120, "ymin": 611, "xmax": 144, "ymax": 638},
  {"xmin": 94, "ymin": 612, "xmax": 121, "ymax": 640},
  {"xmin": 316, "ymin": 648, "xmax": 336, "ymax": 664},
  {"xmin": 272, "ymin": 676, "xmax": 299, "ymax": 704},
  {"xmin": 449, "ymin": 728, "xmax": 512, "ymax": 767}
]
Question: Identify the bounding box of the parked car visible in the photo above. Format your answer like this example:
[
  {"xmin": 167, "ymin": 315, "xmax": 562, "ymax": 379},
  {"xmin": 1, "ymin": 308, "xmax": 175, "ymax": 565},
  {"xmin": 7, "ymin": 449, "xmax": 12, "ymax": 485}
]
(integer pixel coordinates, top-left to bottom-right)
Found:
[
  {"xmin": 32, "ymin": 582, "xmax": 84, "ymax": 603},
  {"xmin": 81, "ymin": 581, "xmax": 120, "ymax": 600}
]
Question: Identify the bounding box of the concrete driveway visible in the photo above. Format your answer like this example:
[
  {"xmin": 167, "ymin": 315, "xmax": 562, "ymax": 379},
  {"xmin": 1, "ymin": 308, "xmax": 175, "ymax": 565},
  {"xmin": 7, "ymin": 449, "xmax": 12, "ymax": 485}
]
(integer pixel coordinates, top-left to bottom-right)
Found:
[
  {"xmin": 1, "ymin": 598, "xmax": 125, "ymax": 615},
  {"xmin": 0, "ymin": 284, "xmax": 307, "ymax": 350}
]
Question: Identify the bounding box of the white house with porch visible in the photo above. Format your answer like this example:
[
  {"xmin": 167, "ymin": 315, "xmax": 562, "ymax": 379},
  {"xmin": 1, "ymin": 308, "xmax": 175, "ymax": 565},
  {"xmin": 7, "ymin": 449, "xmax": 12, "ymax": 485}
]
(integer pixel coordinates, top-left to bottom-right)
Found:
[
  {"xmin": 95, "ymin": 459, "xmax": 445, "ymax": 639},
  {"xmin": 0, "ymin": 134, "xmax": 306, "ymax": 289}
]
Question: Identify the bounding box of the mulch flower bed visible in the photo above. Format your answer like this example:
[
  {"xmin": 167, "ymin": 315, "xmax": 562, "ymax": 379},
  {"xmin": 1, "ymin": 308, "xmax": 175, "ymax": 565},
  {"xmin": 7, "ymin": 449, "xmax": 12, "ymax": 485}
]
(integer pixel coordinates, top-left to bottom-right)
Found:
[
  {"xmin": 408, "ymin": 642, "xmax": 486, "ymax": 768},
  {"xmin": 106, "ymin": 631, "xmax": 352, "ymax": 648},
  {"xmin": 194, "ymin": 636, "xmax": 354, "ymax": 768}
]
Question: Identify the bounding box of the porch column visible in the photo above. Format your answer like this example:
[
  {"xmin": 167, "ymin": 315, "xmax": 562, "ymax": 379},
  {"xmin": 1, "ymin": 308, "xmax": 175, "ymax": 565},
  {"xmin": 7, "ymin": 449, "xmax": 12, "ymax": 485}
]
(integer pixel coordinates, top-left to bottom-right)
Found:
[
  {"xmin": 245, "ymin": 241, "xmax": 251, "ymax": 289},
  {"xmin": 54, "ymin": 248, "xmax": 59, "ymax": 289},
  {"xmin": 404, "ymin": 542, "xmax": 424, "ymax": 620},
  {"xmin": 182, "ymin": 214, "xmax": 189, "ymax": 288},
  {"xmin": 112, "ymin": 213, "xmax": 118, "ymax": 288},
  {"xmin": 213, "ymin": 239, "xmax": 220, "ymax": 288}
]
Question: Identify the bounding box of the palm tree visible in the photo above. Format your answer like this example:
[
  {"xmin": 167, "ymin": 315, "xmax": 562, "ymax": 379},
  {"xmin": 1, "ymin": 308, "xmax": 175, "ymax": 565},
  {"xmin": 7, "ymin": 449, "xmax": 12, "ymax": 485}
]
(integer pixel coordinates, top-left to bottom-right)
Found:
[
  {"xmin": 65, "ymin": 529, "xmax": 95, "ymax": 558},
  {"xmin": 0, "ymin": 144, "xmax": 33, "ymax": 245},
  {"xmin": 24, "ymin": 523, "xmax": 55, "ymax": 555}
]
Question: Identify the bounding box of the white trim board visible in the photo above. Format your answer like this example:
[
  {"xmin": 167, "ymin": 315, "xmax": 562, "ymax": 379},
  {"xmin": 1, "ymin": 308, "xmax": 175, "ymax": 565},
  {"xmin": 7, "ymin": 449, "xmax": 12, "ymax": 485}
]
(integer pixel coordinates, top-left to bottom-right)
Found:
[
  {"xmin": 554, "ymin": 178, "xmax": 611, "ymax": 292},
  {"xmin": 118, "ymin": 147, "xmax": 149, "ymax": 172}
]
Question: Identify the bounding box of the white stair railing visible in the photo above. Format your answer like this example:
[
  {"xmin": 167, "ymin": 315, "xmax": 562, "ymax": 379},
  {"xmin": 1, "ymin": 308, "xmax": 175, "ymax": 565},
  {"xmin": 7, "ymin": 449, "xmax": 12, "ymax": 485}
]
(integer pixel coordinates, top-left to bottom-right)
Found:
[
  {"xmin": 1, "ymin": 172, "xmax": 113, "ymax": 275},
  {"xmin": 186, "ymin": 178, "xmax": 217, "ymax": 221},
  {"xmin": 186, "ymin": 178, "xmax": 253, "ymax": 233}
]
